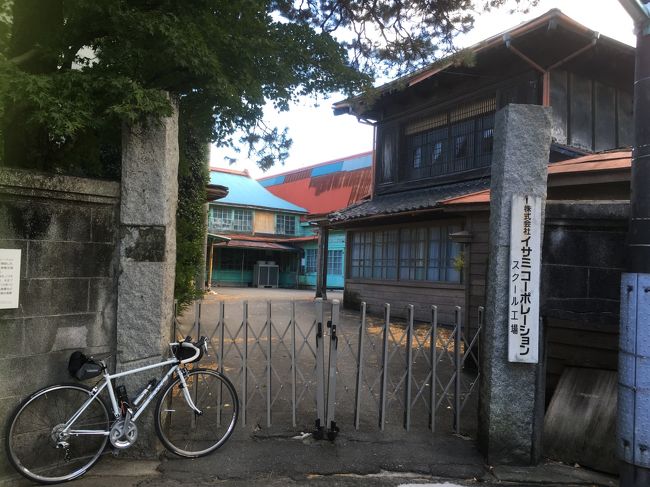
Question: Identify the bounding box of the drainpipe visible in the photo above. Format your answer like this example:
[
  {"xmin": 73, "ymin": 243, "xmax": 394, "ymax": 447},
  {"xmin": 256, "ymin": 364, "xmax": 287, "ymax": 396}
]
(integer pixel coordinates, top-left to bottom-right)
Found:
[{"xmin": 618, "ymin": 1, "xmax": 650, "ymax": 486}]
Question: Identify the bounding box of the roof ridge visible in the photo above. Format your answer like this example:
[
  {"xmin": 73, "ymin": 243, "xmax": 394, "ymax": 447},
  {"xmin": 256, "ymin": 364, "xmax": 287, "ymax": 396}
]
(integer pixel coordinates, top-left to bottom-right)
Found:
[
  {"xmin": 257, "ymin": 151, "xmax": 373, "ymax": 181},
  {"xmin": 210, "ymin": 167, "xmax": 251, "ymax": 177}
]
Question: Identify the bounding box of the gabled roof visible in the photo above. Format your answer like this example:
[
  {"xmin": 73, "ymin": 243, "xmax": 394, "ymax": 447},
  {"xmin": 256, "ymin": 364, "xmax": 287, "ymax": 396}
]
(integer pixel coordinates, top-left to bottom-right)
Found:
[
  {"xmin": 209, "ymin": 168, "xmax": 307, "ymax": 213},
  {"xmin": 333, "ymin": 9, "xmax": 634, "ymax": 118},
  {"xmin": 258, "ymin": 152, "xmax": 373, "ymax": 215}
]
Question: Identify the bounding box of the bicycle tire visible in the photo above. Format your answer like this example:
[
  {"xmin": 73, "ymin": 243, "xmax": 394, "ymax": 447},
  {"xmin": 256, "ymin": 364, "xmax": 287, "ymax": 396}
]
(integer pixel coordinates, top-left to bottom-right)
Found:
[
  {"xmin": 155, "ymin": 369, "xmax": 238, "ymax": 458},
  {"xmin": 5, "ymin": 383, "xmax": 110, "ymax": 484}
]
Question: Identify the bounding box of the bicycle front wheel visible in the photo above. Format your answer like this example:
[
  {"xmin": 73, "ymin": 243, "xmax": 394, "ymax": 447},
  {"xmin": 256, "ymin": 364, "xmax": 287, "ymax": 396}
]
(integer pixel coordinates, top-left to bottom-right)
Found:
[
  {"xmin": 6, "ymin": 383, "xmax": 110, "ymax": 484},
  {"xmin": 155, "ymin": 369, "xmax": 238, "ymax": 457}
]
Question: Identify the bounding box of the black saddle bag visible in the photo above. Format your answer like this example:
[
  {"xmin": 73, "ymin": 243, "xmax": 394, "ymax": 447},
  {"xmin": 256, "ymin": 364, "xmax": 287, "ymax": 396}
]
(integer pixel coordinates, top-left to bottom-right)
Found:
[{"xmin": 68, "ymin": 351, "xmax": 103, "ymax": 381}]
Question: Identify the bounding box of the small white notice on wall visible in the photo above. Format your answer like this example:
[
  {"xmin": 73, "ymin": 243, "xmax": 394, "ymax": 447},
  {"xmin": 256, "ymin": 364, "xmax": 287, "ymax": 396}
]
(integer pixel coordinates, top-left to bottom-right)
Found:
[
  {"xmin": 0, "ymin": 249, "xmax": 21, "ymax": 309},
  {"xmin": 508, "ymin": 195, "xmax": 541, "ymax": 363}
]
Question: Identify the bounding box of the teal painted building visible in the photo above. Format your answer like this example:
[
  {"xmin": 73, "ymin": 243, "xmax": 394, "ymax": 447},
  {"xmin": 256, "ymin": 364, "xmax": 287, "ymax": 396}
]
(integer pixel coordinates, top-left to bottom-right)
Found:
[
  {"xmin": 207, "ymin": 168, "xmax": 307, "ymax": 288},
  {"xmin": 258, "ymin": 152, "xmax": 372, "ymax": 290}
]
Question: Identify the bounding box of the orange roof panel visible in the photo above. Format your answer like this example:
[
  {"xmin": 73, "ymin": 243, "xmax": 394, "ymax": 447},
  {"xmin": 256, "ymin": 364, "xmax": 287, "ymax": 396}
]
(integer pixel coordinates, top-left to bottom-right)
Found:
[{"xmin": 441, "ymin": 150, "xmax": 631, "ymax": 207}]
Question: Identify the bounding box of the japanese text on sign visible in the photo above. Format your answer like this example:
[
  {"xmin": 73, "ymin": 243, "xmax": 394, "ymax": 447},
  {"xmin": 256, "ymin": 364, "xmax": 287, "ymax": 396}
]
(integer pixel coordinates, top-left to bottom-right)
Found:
[
  {"xmin": 508, "ymin": 195, "xmax": 541, "ymax": 363},
  {"xmin": 0, "ymin": 249, "xmax": 21, "ymax": 309}
]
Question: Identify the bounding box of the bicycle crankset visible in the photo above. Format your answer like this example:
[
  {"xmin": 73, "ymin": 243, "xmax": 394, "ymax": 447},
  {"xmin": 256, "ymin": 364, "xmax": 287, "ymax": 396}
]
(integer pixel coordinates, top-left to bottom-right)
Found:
[{"xmin": 109, "ymin": 419, "xmax": 138, "ymax": 449}]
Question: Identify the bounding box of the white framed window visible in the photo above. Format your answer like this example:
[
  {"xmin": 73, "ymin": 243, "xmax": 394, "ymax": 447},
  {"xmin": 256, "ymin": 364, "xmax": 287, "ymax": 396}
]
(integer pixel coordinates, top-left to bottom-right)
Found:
[
  {"xmin": 327, "ymin": 250, "xmax": 343, "ymax": 275},
  {"xmin": 276, "ymin": 214, "xmax": 296, "ymax": 235},
  {"xmin": 209, "ymin": 206, "xmax": 252, "ymax": 233}
]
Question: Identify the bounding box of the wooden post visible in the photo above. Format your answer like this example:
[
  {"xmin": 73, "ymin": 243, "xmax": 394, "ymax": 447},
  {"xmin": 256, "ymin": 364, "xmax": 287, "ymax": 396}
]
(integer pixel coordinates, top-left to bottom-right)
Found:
[
  {"xmin": 208, "ymin": 243, "xmax": 214, "ymax": 290},
  {"xmin": 315, "ymin": 224, "xmax": 329, "ymax": 300}
]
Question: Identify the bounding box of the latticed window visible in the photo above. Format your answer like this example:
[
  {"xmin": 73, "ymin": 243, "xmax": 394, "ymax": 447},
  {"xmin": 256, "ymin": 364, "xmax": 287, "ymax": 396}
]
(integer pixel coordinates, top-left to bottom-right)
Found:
[
  {"xmin": 373, "ymin": 230, "xmax": 398, "ymax": 280},
  {"xmin": 305, "ymin": 249, "xmax": 317, "ymax": 273},
  {"xmin": 209, "ymin": 206, "xmax": 252, "ymax": 232},
  {"xmin": 349, "ymin": 224, "xmax": 462, "ymax": 283},
  {"xmin": 276, "ymin": 214, "xmax": 296, "ymax": 235},
  {"xmin": 399, "ymin": 228, "xmax": 427, "ymax": 281},
  {"xmin": 233, "ymin": 209, "xmax": 252, "ymax": 232},
  {"xmin": 403, "ymin": 97, "xmax": 496, "ymax": 181},
  {"xmin": 327, "ymin": 250, "xmax": 344, "ymax": 275},
  {"xmin": 350, "ymin": 232, "xmax": 373, "ymax": 278}
]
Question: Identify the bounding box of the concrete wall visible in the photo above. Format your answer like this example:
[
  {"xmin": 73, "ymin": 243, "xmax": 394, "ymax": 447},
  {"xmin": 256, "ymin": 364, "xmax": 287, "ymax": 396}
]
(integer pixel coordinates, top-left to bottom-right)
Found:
[
  {"xmin": 541, "ymin": 201, "xmax": 628, "ymax": 399},
  {"xmin": 0, "ymin": 168, "xmax": 120, "ymax": 477}
]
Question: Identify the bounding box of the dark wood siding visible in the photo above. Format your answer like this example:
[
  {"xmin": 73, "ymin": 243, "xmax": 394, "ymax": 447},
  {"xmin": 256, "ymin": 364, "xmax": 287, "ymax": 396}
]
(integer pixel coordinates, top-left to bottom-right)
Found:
[
  {"xmin": 549, "ymin": 69, "xmax": 632, "ymax": 151},
  {"xmin": 541, "ymin": 202, "xmax": 628, "ymax": 400},
  {"xmin": 467, "ymin": 212, "xmax": 490, "ymax": 328},
  {"xmin": 342, "ymin": 211, "xmax": 491, "ymax": 329},
  {"xmin": 344, "ymin": 279, "xmax": 464, "ymax": 324},
  {"xmin": 374, "ymin": 71, "xmax": 540, "ymax": 196}
]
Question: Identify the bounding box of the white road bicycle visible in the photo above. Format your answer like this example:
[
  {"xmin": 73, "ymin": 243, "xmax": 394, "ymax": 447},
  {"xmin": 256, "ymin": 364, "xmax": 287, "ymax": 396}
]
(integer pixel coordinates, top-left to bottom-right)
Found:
[{"xmin": 5, "ymin": 336, "xmax": 239, "ymax": 484}]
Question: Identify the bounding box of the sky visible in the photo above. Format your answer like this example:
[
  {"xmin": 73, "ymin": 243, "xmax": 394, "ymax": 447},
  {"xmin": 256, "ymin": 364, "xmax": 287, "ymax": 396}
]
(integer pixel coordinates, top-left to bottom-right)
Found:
[{"xmin": 210, "ymin": 0, "xmax": 636, "ymax": 179}]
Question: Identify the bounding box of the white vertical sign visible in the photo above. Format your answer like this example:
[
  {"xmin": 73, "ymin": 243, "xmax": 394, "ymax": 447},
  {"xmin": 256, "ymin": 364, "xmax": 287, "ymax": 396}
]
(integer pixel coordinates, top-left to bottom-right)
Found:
[
  {"xmin": 508, "ymin": 195, "xmax": 541, "ymax": 363},
  {"xmin": 0, "ymin": 249, "xmax": 21, "ymax": 309}
]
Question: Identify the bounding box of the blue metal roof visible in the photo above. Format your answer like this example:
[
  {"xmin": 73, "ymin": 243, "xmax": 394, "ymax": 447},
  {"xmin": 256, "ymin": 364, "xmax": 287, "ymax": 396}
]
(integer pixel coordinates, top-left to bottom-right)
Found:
[
  {"xmin": 259, "ymin": 175, "xmax": 285, "ymax": 187},
  {"xmin": 258, "ymin": 152, "xmax": 373, "ymax": 187},
  {"xmin": 210, "ymin": 170, "xmax": 307, "ymax": 213},
  {"xmin": 341, "ymin": 153, "xmax": 372, "ymax": 172}
]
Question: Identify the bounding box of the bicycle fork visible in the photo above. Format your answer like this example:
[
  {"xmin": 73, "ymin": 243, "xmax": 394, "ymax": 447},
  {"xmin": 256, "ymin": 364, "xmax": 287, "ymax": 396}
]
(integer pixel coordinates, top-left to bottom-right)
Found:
[{"xmin": 178, "ymin": 370, "xmax": 203, "ymax": 416}]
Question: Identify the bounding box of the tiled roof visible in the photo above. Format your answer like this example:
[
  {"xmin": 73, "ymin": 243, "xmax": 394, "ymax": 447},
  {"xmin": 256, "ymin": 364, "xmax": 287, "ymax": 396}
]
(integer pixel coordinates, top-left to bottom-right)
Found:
[
  {"xmin": 332, "ymin": 149, "xmax": 632, "ymax": 219},
  {"xmin": 209, "ymin": 168, "xmax": 306, "ymax": 213},
  {"xmin": 330, "ymin": 178, "xmax": 491, "ymax": 222}
]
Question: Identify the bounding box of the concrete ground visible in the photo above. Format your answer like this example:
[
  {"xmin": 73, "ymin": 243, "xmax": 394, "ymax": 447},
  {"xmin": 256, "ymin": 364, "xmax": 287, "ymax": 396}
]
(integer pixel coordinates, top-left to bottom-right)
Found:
[
  {"xmin": 2, "ymin": 288, "xmax": 619, "ymax": 486},
  {"xmin": 56, "ymin": 430, "xmax": 617, "ymax": 487},
  {"xmin": 1, "ymin": 425, "xmax": 613, "ymax": 486},
  {"xmin": 203, "ymin": 287, "xmax": 343, "ymax": 303}
]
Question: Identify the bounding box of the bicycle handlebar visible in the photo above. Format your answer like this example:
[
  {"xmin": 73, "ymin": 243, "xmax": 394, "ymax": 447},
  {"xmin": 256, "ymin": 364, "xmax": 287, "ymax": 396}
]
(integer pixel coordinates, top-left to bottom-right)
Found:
[{"xmin": 170, "ymin": 336, "xmax": 208, "ymax": 365}]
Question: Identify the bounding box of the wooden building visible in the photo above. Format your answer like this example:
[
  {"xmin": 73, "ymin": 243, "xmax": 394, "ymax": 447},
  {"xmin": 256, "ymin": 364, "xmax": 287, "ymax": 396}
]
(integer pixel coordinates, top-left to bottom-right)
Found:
[
  {"xmin": 207, "ymin": 168, "xmax": 308, "ymax": 287},
  {"xmin": 329, "ymin": 9, "xmax": 633, "ymax": 371}
]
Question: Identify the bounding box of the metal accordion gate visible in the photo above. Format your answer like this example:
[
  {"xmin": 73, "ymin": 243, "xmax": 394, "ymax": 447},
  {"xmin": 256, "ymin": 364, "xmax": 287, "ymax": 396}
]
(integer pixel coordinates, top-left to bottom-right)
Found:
[{"xmin": 174, "ymin": 298, "xmax": 483, "ymax": 438}]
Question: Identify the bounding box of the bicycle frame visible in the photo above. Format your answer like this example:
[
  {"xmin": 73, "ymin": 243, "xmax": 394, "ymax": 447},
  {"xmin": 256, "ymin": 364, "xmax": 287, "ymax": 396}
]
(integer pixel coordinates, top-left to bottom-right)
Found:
[{"xmin": 61, "ymin": 358, "xmax": 200, "ymax": 438}]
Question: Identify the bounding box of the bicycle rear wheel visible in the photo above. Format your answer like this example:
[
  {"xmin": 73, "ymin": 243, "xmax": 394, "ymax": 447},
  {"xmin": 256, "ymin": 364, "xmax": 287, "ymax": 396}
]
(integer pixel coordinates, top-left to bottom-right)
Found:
[
  {"xmin": 155, "ymin": 369, "xmax": 238, "ymax": 457},
  {"xmin": 5, "ymin": 383, "xmax": 110, "ymax": 484}
]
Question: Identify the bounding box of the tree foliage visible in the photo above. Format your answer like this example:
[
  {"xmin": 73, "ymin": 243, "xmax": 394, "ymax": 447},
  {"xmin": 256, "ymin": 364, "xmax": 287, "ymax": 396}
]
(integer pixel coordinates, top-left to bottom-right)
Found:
[
  {"xmin": 0, "ymin": 0, "xmax": 536, "ymax": 172},
  {"xmin": 175, "ymin": 100, "xmax": 210, "ymax": 311},
  {"xmin": 0, "ymin": 0, "xmax": 535, "ymax": 307}
]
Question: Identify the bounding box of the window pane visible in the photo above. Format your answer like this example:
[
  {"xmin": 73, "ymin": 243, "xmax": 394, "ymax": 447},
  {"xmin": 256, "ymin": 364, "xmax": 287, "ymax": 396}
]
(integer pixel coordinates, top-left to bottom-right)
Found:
[
  {"xmin": 209, "ymin": 206, "xmax": 234, "ymax": 232},
  {"xmin": 399, "ymin": 228, "xmax": 425, "ymax": 281},
  {"xmin": 305, "ymin": 249, "xmax": 317, "ymax": 274},
  {"xmin": 276, "ymin": 214, "xmax": 296, "ymax": 235},
  {"xmin": 385, "ymin": 230, "xmax": 398, "ymax": 280},
  {"xmin": 327, "ymin": 250, "xmax": 343, "ymax": 275},
  {"xmin": 427, "ymin": 227, "xmax": 441, "ymax": 281},
  {"xmin": 350, "ymin": 232, "xmax": 372, "ymax": 278},
  {"xmin": 233, "ymin": 209, "xmax": 252, "ymax": 232},
  {"xmin": 402, "ymin": 97, "xmax": 495, "ymax": 182},
  {"xmin": 373, "ymin": 231, "xmax": 384, "ymax": 279}
]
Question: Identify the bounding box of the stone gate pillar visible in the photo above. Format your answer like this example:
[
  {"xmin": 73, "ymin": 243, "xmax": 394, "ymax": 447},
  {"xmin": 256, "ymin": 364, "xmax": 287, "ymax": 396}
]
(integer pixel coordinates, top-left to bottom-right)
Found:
[
  {"xmin": 116, "ymin": 99, "xmax": 179, "ymax": 451},
  {"xmin": 478, "ymin": 104, "xmax": 551, "ymax": 465}
]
